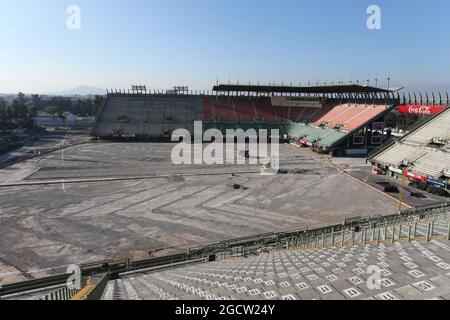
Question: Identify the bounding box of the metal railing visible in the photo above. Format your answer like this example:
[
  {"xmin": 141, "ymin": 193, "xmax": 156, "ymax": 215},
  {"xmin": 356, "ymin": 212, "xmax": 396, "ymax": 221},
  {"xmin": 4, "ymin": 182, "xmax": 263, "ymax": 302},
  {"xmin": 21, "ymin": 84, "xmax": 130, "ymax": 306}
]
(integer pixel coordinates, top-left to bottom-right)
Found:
[{"xmin": 1, "ymin": 202, "xmax": 448, "ymax": 299}]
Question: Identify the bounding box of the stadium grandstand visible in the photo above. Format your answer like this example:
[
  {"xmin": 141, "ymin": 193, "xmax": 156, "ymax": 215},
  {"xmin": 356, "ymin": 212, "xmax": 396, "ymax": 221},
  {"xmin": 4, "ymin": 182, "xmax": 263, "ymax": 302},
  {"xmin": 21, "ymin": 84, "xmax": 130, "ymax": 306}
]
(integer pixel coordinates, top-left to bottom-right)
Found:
[
  {"xmin": 1, "ymin": 203, "xmax": 449, "ymax": 300},
  {"xmin": 370, "ymin": 107, "xmax": 450, "ymax": 194},
  {"xmin": 92, "ymin": 83, "xmax": 400, "ymax": 156}
]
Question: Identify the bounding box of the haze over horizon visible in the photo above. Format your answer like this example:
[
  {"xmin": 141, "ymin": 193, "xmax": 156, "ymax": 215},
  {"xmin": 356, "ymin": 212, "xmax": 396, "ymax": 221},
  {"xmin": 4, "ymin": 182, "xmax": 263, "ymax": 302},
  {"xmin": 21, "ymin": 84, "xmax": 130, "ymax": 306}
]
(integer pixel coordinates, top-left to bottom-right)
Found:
[{"xmin": 1, "ymin": 0, "xmax": 449, "ymax": 93}]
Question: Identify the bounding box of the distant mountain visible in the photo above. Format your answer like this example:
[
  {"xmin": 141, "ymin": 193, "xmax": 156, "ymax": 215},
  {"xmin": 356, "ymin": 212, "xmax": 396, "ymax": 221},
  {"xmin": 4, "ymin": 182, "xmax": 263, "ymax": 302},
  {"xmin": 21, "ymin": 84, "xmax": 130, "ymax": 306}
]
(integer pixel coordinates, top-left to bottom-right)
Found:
[{"xmin": 49, "ymin": 86, "xmax": 106, "ymax": 96}]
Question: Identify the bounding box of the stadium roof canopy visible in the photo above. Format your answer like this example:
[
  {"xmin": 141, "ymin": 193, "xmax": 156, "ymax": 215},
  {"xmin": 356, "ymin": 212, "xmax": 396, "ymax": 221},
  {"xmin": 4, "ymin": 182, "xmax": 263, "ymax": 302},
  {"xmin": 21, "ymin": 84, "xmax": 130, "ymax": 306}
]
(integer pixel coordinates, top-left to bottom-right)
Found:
[{"xmin": 213, "ymin": 84, "xmax": 397, "ymax": 94}]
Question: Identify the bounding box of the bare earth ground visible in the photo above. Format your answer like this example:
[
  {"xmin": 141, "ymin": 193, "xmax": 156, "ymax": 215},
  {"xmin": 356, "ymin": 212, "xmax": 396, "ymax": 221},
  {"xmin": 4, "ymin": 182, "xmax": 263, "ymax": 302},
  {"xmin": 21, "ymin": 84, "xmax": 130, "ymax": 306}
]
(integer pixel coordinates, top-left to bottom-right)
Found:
[{"xmin": 0, "ymin": 135, "xmax": 421, "ymax": 284}]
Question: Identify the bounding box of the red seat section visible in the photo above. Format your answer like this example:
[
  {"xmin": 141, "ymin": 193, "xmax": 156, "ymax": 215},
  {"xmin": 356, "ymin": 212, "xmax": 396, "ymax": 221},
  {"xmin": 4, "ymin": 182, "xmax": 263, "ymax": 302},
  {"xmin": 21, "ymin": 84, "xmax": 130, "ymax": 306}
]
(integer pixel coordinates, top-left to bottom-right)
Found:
[
  {"xmin": 306, "ymin": 104, "xmax": 334, "ymax": 123},
  {"xmin": 312, "ymin": 103, "xmax": 347, "ymax": 126},
  {"xmin": 289, "ymin": 107, "xmax": 306, "ymax": 122},
  {"xmin": 343, "ymin": 104, "xmax": 387, "ymax": 131},
  {"xmin": 301, "ymin": 107, "xmax": 322, "ymax": 121},
  {"xmin": 203, "ymin": 98, "xmax": 214, "ymax": 121},
  {"xmin": 255, "ymin": 100, "xmax": 279, "ymax": 123},
  {"xmin": 215, "ymin": 98, "xmax": 237, "ymax": 122},
  {"xmin": 274, "ymin": 106, "xmax": 290, "ymax": 120},
  {"xmin": 234, "ymin": 99, "xmax": 256, "ymax": 122},
  {"xmin": 327, "ymin": 104, "xmax": 365, "ymax": 128}
]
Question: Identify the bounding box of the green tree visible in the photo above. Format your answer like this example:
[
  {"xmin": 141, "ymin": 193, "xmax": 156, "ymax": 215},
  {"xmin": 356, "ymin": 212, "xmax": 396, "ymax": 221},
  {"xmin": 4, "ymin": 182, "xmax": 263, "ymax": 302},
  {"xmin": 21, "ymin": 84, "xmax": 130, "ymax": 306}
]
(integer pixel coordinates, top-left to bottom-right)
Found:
[
  {"xmin": 31, "ymin": 94, "xmax": 44, "ymax": 111},
  {"xmin": 0, "ymin": 98, "xmax": 7, "ymax": 125},
  {"xmin": 24, "ymin": 101, "xmax": 37, "ymax": 128},
  {"xmin": 45, "ymin": 105, "xmax": 59, "ymax": 115},
  {"xmin": 93, "ymin": 95, "xmax": 104, "ymax": 115}
]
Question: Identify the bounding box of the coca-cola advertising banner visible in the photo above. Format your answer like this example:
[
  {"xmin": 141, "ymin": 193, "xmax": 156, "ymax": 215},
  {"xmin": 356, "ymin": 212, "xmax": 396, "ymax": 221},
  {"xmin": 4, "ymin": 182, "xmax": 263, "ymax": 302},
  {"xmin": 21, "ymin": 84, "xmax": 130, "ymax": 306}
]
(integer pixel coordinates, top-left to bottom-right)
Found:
[
  {"xmin": 404, "ymin": 171, "xmax": 427, "ymax": 182},
  {"xmin": 397, "ymin": 105, "xmax": 447, "ymax": 115}
]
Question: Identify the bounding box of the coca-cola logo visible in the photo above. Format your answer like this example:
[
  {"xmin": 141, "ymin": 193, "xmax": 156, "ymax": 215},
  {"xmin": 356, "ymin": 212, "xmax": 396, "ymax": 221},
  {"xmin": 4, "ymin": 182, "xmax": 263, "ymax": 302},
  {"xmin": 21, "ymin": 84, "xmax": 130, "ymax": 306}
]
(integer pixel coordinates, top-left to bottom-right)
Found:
[
  {"xmin": 397, "ymin": 105, "xmax": 446, "ymax": 115},
  {"xmin": 408, "ymin": 106, "xmax": 431, "ymax": 115}
]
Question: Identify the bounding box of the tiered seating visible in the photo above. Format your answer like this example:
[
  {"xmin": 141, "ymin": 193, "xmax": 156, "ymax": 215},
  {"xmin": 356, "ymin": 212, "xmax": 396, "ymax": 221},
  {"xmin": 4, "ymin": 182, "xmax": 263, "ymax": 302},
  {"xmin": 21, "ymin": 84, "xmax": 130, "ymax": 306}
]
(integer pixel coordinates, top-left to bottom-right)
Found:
[
  {"xmin": 313, "ymin": 103, "xmax": 348, "ymax": 126},
  {"xmin": 323, "ymin": 105, "xmax": 359, "ymax": 128},
  {"xmin": 104, "ymin": 213, "xmax": 450, "ymax": 300},
  {"xmin": 301, "ymin": 107, "xmax": 322, "ymax": 122},
  {"xmin": 344, "ymin": 104, "xmax": 387, "ymax": 131},
  {"xmin": 328, "ymin": 104, "xmax": 368, "ymax": 128},
  {"xmin": 289, "ymin": 107, "xmax": 306, "ymax": 122},
  {"xmin": 203, "ymin": 98, "xmax": 215, "ymax": 121},
  {"xmin": 255, "ymin": 100, "xmax": 279, "ymax": 123},
  {"xmin": 98, "ymin": 97, "xmax": 127, "ymax": 123},
  {"xmin": 371, "ymin": 108, "xmax": 450, "ymax": 179},
  {"xmin": 305, "ymin": 104, "xmax": 334, "ymax": 123},
  {"xmin": 412, "ymin": 151, "xmax": 450, "ymax": 178},
  {"xmin": 234, "ymin": 99, "xmax": 256, "ymax": 122},
  {"xmin": 273, "ymin": 106, "xmax": 290, "ymax": 120},
  {"xmin": 285, "ymin": 123, "xmax": 347, "ymax": 149},
  {"xmin": 310, "ymin": 103, "xmax": 387, "ymax": 132},
  {"xmin": 404, "ymin": 109, "xmax": 450, "ymax": 145},
  {"xmin": 214, "ymin": 98, "xmax": 237, "ymax": 122},
  {"xmin": 373, "ymin": 143, "xmax": 427, "ymax": 167}
]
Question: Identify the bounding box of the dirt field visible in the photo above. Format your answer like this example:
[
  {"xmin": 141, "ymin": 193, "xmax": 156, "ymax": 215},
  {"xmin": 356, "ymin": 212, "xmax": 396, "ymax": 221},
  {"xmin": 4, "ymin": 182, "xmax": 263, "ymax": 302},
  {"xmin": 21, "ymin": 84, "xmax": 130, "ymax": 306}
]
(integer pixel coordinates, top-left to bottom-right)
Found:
[{"xmin": 0, "ymin": 137, "xmax": 412, "ymax": 284}]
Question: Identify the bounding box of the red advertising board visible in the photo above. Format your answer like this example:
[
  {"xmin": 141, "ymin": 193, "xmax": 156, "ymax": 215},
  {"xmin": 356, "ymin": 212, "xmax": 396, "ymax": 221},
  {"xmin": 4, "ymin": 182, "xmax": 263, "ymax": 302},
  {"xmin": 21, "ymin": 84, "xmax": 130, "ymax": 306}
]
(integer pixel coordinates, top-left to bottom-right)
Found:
[
  {"xmin": 397, "ymin": 105, "xmax": 447, "ymax": 115},
  {"xmin": 404, "ymin": 171, "xmax": 427, "ymax": 182}
]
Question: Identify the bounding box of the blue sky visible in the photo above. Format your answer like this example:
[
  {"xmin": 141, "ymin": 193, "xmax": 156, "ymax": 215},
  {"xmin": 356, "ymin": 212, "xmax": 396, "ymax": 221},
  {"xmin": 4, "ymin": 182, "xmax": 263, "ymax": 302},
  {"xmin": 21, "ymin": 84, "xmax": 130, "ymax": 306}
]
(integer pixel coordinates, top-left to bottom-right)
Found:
[{"xmin": 0, "ymin": 0, "xmax": 449, "ymax": 93}]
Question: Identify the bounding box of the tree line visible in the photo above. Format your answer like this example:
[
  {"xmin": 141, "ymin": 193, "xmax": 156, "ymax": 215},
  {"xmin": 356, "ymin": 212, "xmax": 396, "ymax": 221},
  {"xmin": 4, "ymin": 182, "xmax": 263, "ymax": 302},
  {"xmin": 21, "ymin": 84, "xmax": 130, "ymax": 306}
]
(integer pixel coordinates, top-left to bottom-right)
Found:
[
  {"xmin": 0, "ymin": 93, "xmax": 104, "ymax": 129},
  {"xmin": 384, "ymin": 110, "xmax": 422, "ymax": 131}
]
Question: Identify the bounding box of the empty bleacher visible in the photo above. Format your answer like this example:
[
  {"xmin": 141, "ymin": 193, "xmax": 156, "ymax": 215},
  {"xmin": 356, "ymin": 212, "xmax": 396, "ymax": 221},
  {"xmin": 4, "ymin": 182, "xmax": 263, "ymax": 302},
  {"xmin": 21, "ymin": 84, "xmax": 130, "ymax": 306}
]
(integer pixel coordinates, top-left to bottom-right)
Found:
[
  {"xmin": 273, "ymin": 106, "xmax": 290, "ymax": 120},
  {"xmin": 403, "ymin": 108, "xmax": 450, "ymax": 145},
  {"xmin": 2, "ymin": 205, "xmax": 449, "ymax": 301},
  {"xmin": 102, "ymin": 210, "xmax": 450, "ymax": 300},
  {"xmin": 234, "ymin": 99, "xmax": 256, "ymax": 122},
  {"xmin": 92, "ymin": 94, "xmax": 203, "ymax": 139},
  {"xmin": 412, "ymin": 150, "xmax": 450, "ymax": 178},
  {"xmin": 343, "ymin": 104, "xmax": 387, "ymax": 131},
  {"xmin": 312, "ymin": 103, "xmax": 387, "ymax": 131},
  {"xmin": 203, "ymin": 98, "xmax": 215, "ymax": 121},
  {"xmin": 285, "ymin": 123, "xmax": 347, "ymax": 149},
  {"xmin": 371, "ymin": 108, "xmax": 450, "ymax": 179},
  {"xmin": 289, "ymin": 107, "xmax": 307, "ymax": 122},
  {"xmin": 255, "ymin": 100, "xmax": 279, "ymax": 123},
  {"xmin": 214, "ymin": 98, "xmax": 237, "ymax": 122},
  {"xmin": 372, "ymin": 143, "xmax": 427, "ymax": 167}
]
